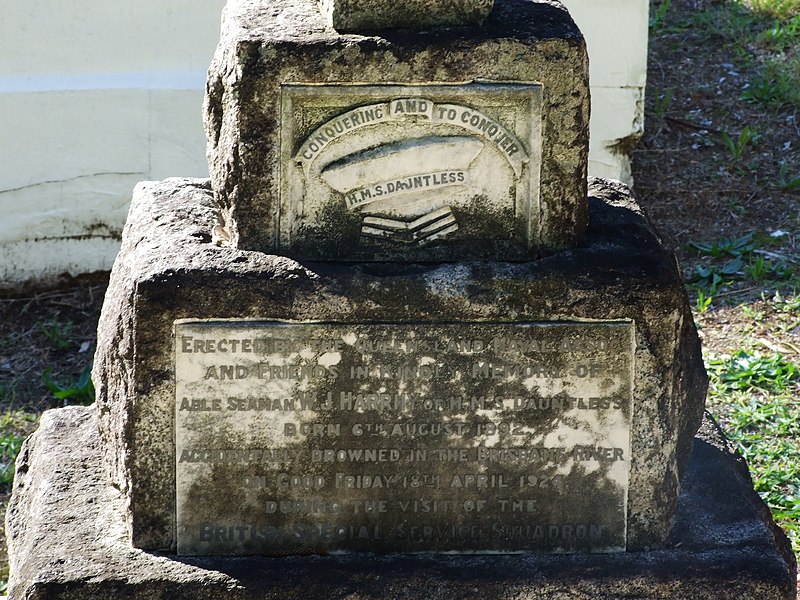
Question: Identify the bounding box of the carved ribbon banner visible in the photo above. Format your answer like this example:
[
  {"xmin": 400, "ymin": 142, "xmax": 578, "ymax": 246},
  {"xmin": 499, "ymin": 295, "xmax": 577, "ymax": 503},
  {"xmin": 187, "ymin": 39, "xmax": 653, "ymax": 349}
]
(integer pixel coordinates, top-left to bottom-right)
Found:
[{"xmin": 295, "ymin": 98, "xmax": 528, "ymax": 178}]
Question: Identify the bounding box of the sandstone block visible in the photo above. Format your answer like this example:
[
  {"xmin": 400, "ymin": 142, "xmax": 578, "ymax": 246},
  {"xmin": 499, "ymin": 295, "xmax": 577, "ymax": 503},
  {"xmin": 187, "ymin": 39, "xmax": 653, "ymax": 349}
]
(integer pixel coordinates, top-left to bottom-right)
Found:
[
  {"xmin": 204, "ymin": 0, "xmax": 589, "ymax": 261},
  {"xmin": 318, "ymin": 0, "xmax": 494, "ymax": 32},
  {"xmin": 91, "ymin": 177, "xmax": 705, "ymax": 552}
]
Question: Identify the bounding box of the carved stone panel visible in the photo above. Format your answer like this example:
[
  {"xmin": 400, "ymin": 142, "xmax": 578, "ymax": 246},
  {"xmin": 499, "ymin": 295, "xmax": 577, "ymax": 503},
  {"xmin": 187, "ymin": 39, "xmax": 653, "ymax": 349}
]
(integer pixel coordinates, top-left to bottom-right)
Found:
[
  {"xmin": 175, "ymin": 320, "xmax": 633, "ymax": 556},
  {"xmin": 279, "ymin": 83, "xmax": 543, "ymax": 261}
]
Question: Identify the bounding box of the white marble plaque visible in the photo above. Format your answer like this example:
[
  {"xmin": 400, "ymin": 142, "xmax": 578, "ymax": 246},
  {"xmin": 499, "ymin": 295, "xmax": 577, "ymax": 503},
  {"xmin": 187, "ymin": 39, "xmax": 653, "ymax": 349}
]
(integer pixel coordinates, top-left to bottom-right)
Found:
[
  {"xmin": 175, "ymin": 321, "xmax": 633, "ymax": 555},
  {"xmin": 279, "ymin": 83, "xmax": 543, "ymax": 260}
]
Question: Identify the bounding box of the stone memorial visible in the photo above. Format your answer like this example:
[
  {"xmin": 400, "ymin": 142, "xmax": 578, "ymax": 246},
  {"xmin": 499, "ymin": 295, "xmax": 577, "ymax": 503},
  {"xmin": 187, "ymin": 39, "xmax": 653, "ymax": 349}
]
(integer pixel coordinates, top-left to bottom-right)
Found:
[{"xmin": 5, "ymin": 0, "xmax": 797, "ymax": 598}]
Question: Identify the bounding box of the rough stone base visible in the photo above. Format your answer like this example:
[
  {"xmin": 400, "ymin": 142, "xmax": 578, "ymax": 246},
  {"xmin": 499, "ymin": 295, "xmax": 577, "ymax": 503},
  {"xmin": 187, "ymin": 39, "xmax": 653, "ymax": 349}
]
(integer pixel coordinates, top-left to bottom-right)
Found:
[
  {"xmin": 92, "ymin": 177, "xmax": 706, "ymax": 551},
  {"xmin": 6, "ymin": 405, "xmax": 796, "ymax": 600}
]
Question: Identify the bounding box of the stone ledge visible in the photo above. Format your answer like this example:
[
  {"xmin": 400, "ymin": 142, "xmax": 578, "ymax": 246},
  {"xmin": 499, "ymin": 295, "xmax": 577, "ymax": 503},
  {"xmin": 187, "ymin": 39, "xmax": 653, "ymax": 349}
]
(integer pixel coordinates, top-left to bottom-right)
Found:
[{"xmin": 6, "ymin": 405, "xmax": 796, "ymax": 600}]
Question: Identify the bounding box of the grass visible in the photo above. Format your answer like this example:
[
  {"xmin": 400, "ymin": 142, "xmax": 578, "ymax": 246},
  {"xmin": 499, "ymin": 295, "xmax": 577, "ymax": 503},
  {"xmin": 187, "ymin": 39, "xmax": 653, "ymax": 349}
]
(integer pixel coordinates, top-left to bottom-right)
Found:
[
  {"xmin": 650, "ymin": 0, "xmax": 673, "ymax": 29},
  {"xmin": 709, "ymin": 351, "xmax": 798, "ymax": 392},
  {"xmin": 694, "ymin": 275, "xmax": 800, "ymax": 555},
  {"xmin": 747, "ymin": 0, "xmax": 800, "ymax": 19},
  {"xmin": 742, "ymin": 56, "xmax": 800, "ymax": 109},
  {"xmin": 739, "ymin": 0, "xmax": 800, "ymax": 109},
  {"xmin": 0, "ymin": 414, "xmax": 34, "ymax": 488},
  {"xmin": 680, "ymin": 1, "xmax": 800, "ymax": 111},
  {"xmin": 706, "ymin": 351, "xmax": 800, "ymax": 549},
  {"xmin": 647, "ymin": 0, "xmax": 800, "ymax": 558},
  {"xmin": 760, "ymin": 13, "xmax": 800, "ymax": 46}
]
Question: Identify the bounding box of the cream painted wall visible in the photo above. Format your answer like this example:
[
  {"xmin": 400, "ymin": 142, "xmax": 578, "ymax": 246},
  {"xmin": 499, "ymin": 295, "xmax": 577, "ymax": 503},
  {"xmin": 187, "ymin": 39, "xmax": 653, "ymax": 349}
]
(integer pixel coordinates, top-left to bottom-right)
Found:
[
  {"xmin": 0, "ymin": 1, "xmax": 648, "ymax": 288},
  {"xmin": 562, "ymin": 0, "xmax": 649, "ymax": 182},
  {"xmin": 0, "ymin": 1, "xmax": 227, "ymax": 288}
]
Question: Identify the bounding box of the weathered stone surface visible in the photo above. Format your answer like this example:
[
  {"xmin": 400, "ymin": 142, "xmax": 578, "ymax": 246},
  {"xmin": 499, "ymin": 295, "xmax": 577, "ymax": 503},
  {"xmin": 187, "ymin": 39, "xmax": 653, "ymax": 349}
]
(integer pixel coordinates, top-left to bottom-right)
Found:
[
  {"xmin": 318, "ymin": 0, "xmax": 494, "ymax": 32},
  {"xmin": 175, "ymin": 320, "xmax": 635, "ymax": 555},
  {"xmin": 204, "ymin": 0, "xmax": 590, "ymax": 260},
  {"xmin": 7, "ymin": 405, "xmax": 796, "ymax": 599},
  {"xmin": 276, "ymin": 83, "xmax": 545, "ymax": 260},
  {"xmin": 92, "ymin": 177, "xmax": 704, "ymax": 552}
]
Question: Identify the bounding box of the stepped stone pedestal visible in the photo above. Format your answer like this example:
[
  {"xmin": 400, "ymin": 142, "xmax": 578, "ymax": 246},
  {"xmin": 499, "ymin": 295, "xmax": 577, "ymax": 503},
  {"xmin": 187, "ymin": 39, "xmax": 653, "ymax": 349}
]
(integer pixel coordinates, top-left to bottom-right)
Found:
[
  {"xmin": 86, "ymin": 176, "xmax": 705, "ymax": 554},
  {"xmin": 5, "ymin": 0, "xmax": 797, "ymax": 596}
]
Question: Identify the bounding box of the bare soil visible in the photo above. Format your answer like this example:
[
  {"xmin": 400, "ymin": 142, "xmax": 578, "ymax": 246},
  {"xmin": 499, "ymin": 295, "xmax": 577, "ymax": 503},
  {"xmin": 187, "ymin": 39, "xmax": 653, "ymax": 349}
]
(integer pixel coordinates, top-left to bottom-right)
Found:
[
  {"xmin": 633, "ymin": 0, "xmax": 800, "ymax": 358},
  {"xmin": 0, "ymin": 274, "xmax": 108, "ymax": 412}
]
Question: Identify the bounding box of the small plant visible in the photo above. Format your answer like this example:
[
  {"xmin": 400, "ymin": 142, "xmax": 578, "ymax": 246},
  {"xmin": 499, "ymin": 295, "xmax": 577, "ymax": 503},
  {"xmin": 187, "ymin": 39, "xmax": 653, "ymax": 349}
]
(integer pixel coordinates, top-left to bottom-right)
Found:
[
  {"xmin": 720, "ymin": 125, "xmax": 758, "ymax": 163},
  {"xmin": 650, "ymin": 0, "xmax": 673, "ymax": 29},
  {"xmin": 0, "ymin": 431, "xmax": 25, "ymax": 487},
  {"xmin": 695, "ymin": 289, "xmax": 714, "ymax": 313},
  {"xmin": 747, "ymin": 255, "xmax": 769, "ymax": 280},
  {"xmin": 688, "ymin": 267, "xmax": 725, "ymax": 295},
  {"xmin": 740, "ymin": 304, "xmax": 766, "ymax": 322},
  {"xmin": 39, "ymin": 318, "xmax": 74, "ymax": 350},
  {"xmin": 773, "ymin": 291, "xmax": 800, "ymax": 313},
  {"xmin": 746, "ymin": 255, "xmax": 792, "ymax": 281},
  {"xmin": 688, "ymin": 258, "xmax": 744, "ymax": 294},
  {"xmin": 708, "ymin": 351, "xmax": 799, "ymax": 393},
  {"xmin": 777, "ymin": 163, "xmax": 800, "ymax": 190},
  {"xmin": 42, "ymin": 363, "xmax": 95, "ymax": 404},
  {"xmin": 689, "ymin": 232, "xmax": 755, "ymax": 259},
  {"xmin": 653, "ymin": 89, "xmax": 674, "ymax": 122}
]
